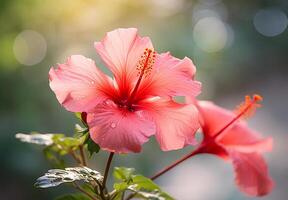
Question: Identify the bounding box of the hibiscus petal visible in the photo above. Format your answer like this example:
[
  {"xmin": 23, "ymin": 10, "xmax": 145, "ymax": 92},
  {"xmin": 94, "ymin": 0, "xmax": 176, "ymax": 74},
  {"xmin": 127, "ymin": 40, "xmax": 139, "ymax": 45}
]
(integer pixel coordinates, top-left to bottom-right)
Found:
[
  {"xmin": 220, "ymin": 124, "xmax": 273, "ymax": 153},
  {"xmin": 136, "ymin": 53, "xmax": 201, "ymax": 100},
  {"xmin": 94, "ymin": 28, "xmax": 153, "ymax": 92},
  {"xmin": 197, "ymin": 101, "xmax": 235, "ymax": 137},
  {"xmin": 87, "ymin": 100, "xmax": 156, "ymax": 153},
  {"xmin": 144, "ymin": 99, "xmax": 199, "ymax": 151},
  {"xmin": 229, "ymin": 151, "xmax": 274, "ymax": 196},
  {"xmin": 49, "ymin": 55, "xmax": 114, "ymax": 112},
  {"xmin": 197, "ymin": 101, "xmax": 273, "ymax": 153}
]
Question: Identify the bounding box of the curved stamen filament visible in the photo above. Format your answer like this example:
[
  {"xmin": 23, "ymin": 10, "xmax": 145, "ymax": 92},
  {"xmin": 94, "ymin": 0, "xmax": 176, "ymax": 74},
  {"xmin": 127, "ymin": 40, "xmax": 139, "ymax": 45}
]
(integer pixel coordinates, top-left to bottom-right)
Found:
[
  {"xmin": 129, "ymin": 48, "xmax": 155, "ymax": 102},
  {"xmin": 213, "ymin": 94, "xmax": 263, "ymax": 140}
]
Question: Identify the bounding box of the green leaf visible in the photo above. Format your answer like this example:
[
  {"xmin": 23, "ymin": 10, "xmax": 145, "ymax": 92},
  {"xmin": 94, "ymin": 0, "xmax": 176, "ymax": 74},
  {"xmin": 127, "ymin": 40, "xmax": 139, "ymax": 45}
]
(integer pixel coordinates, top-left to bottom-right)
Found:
[
  {"xmin": 75, "ymin": 112, "xmax": 82, "ymax": 121},
  {"xmin": 53, "ymin": 134, "xmax": 81, "ymax": 147},
  {"xmin": 85, "ymin": 137, "xmax": 100, "ymax": 157},
  {"xmin": 131, "ymin": 175, "xmax": 160, "ymax": 190},
  {"xmin": 113, "ymin": 182, "xmax": 129, "ymax": 191},
  {"xmin": 15, "ymin": 132, "xmax": 83, "ymax": 155},
  {"xmin": 126, "ymin": 175, "xmax": 173, "ymax": 200},
  {"xmin": 114, "ymin": 167, "xmax": 135, "ymax": 183},
  {"xmin": 35, "ymin": 167, "xmax": 103, "ymax": 188},
  {"xmin": 113, "ymin": 167, "xmax": 174, "ymax": 200},
  {"xmin": 16, "ymin": 132, "xmax": 92, "ymax": 166},
  {"xmin": 43, "ymin": 147, "xmax": 65, "ymax": 168},
  {"xmin": 74, "ymin": 124, "xmax": 88, "ymax": 136},
  {"xmin": 51, "ymin": 134, "xmax": 84, "ymax": 155},
  {"xmin": 16, "ymin": 132, "xmax": 54, "ymax": 146},
  {"xmin": 80, "ymin": 183, "xmax": 96, "ymax": 195},
  {"xmin": 128, "ymin": 186, "xmax": 168, "ymax": 200},
  {"xmin": 55, "ymin": 193, "xmax": 90, "ymax": 200},
  {"xmin": 75, "ymin": 112, "xmax": 88, "ymax": 127}
]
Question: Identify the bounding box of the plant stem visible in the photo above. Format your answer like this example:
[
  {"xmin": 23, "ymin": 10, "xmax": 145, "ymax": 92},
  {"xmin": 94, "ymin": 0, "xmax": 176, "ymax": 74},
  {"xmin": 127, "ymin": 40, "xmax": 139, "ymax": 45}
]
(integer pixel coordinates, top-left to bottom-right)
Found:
[
  {"xmin": 70, "ymin": 150, "xmax": 83, "ymax": 165},
  {"xmin": 103, "ymin": 152, "xmax": 114, "ymax": 188},
  {"xmin": 109, "ymin": 190, "xmax": 118, "ymax": 200},
  {"xmin": 94, "ymin": 179, "xmax": 106, "ymax": 200},
  {"xmin": 150, "ymin": 148, "xmax": 201, "ymax": 180},
  {"xmin": 73, "ymin": 182, "xmax": 99, "ymax": 200},
  {"xmin": 121, "ymin": 190, "xmax": 125, "ymax": 200},
  {"xmin": 79, "ymin": 145, "xmax": 87, "ymax": 166},
  {"xmin": 125, "ymin": 192, "xmax": 135, "ymax": 200}
]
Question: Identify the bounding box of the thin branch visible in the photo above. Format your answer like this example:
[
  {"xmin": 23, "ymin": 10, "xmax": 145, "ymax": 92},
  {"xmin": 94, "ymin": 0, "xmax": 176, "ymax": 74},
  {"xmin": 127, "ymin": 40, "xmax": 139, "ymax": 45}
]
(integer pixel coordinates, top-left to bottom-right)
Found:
[
  {"xmin": 121, "ymin": 190, "xmax": 126, "ymax": 200},
  {"xmin": 79, "ymin": 145, "xmax": 87, "ymax": 166},
  {"xmin": 125, "ymin": 191, "xmax": 136, "ymax": 200},
  {"xmin": 150, "ymin": 148, "xmax": 201, "ymax": 180},
  {"xmin": 73, "ymin": 182, "xmax": 99, "ymax": 200},
  {"xmin": 94, "ymin": 179, "xmax": 106, "ymax": 200},
  {"xmin": 109, "ymin": 190, "xmax": 118, "ymax": 200},
  {"xmin": 70, "ymin": 150, "xmax": 83, "ymax": 165},
  {"xmin": 103, "ymin": 152, "xmax": 114, "ymax": 188}
]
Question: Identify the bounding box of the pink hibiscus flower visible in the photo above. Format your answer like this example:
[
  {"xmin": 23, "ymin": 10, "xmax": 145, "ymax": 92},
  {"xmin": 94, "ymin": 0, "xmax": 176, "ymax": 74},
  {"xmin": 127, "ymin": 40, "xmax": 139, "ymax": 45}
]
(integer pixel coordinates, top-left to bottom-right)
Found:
[
  {"xmin": 49, "ymin": 28, "xmax": 201, "ymax": 153},
  {"xmin": 195, "ymin": 95, "xmax": 274, "ymax": 196}
]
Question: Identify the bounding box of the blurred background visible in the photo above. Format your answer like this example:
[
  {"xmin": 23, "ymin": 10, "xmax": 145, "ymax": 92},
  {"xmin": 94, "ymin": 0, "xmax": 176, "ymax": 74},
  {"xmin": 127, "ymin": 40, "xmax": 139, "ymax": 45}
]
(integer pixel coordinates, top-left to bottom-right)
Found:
[{"xmin": 0, "ymin": 0, "xmax": 287, "ymax": 199}]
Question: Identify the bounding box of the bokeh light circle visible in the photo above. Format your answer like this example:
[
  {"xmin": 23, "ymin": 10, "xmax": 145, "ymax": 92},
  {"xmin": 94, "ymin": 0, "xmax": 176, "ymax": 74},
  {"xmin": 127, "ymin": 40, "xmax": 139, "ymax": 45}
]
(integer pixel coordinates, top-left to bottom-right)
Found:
[
  {"xmin": 192, "ymin": 1, "xmax": 228, "ymax": 22},
  {"xmin": 253, "ymin": 9, "xmax": 288, "ymax": 37},
  {"xmin": 193, "ymin": 17, "xmax": 229, "ymax": 52},
  {"xmin": 13, "ymin": 30, "xmax": 47, "ymax": 66},
  {"xmin": 150, "ymin": 0, "xmax": 184, "ymax": 17}
]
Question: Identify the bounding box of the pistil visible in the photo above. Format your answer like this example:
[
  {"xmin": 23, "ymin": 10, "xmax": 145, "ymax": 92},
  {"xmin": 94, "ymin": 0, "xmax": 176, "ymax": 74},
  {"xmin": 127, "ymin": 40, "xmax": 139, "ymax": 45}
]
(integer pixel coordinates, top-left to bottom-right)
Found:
[
  {"xmin": 212, "ymin": 94, "xmax": 263, "ymax": 140},
  {"xmin": 128, "ymin": 48, "xmax": 155, "ymax": 104}
]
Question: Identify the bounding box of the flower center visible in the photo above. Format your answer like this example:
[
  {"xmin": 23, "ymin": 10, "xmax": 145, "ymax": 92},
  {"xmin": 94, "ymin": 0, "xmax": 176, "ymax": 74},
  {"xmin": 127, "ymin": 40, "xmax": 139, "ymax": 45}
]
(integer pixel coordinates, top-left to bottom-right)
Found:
[
  {"xmin": 117, "ymin": 98, "xmax": 135, "ymax": 112},
  {"xmin": 114, "ymin": 48, "xmax": 156, "ymax": 112}
]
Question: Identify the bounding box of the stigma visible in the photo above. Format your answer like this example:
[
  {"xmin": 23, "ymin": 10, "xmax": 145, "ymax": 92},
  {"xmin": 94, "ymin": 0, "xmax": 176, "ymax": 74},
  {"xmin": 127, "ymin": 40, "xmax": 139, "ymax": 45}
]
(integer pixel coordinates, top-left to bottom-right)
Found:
[
  {"xmin": 235, "ymin": 94, "xmax": 263, "ymax": 119},
  {"xmin": 213, "ymin": 94, "xmax": 263, "ymax": 139},
  {"xmin": 136, "ymin": 48, "xmax": 156, "ymax": 78}
]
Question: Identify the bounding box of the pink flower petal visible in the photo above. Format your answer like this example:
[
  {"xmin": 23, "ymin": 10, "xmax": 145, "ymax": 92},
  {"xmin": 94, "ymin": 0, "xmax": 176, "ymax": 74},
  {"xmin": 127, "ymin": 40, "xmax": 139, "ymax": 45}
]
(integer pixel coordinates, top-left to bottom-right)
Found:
[
  {"xmin": 49, "ymin": 55, "xmax": 115, "ymax": 112},
  {"xmin": 197, "ymin": 101, "xmax": 234, "ymax": 137},
  {"xmin": 143, "ymin": 99, "xmax": 199, "ymax": 151},
  {"xmin": 136, "ymin": 53, "xmax": 201, "ymax": 100},
  {"xmin": 87, "ymin": 100, "xmax": 156, "ymax": 153},
  {"xmin": 197, "ymin": 101, "xmax": 273, "ymax": 153},
  {"xmin": 94, "ymin": 28, "xmax": 153, "ymax": 93},
  {"xmin": 219, "ymin": 124, "xmax": 273, "ymax": 153},
  {"xmin": 229, "ymin": 151, "xmax": 274, "ymax": 196},
  {"xmin": 196, "ymin": 100, "xmax": 274, "ymax": 196}
]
